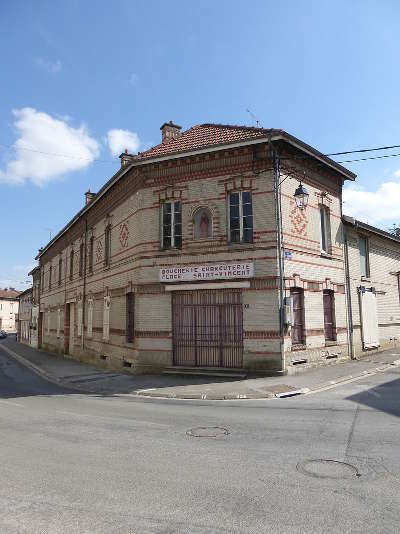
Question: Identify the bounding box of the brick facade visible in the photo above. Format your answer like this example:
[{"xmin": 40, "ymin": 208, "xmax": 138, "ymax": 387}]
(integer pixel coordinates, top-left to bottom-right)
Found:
[{"xmin": 35, "ymin": 124, "xmax": 360, "ymax": 374}]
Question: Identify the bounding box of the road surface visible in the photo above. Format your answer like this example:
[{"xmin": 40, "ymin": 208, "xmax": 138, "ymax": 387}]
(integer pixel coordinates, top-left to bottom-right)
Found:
[{"xmin": 0, "ymin": 341, "xmax": 399, "ymax": 533}]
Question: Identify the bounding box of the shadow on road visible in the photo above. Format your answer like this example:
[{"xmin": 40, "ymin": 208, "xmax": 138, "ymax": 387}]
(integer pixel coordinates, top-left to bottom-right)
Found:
[{"xmin": 346, "ymin": 371, "xmax": 400, "ymax": 418}]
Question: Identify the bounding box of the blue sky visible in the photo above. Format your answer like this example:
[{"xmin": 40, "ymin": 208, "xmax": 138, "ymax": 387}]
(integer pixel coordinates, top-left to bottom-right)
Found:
[{"xmin": 1, "ymin": 0, "xmax": 400, "ymax": 289}]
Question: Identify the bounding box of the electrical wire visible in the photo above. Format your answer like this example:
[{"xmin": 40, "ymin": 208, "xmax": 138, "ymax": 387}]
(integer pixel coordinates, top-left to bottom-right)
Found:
[{"xmin": 2, "ymin": 139, "xmax": 400, "ymax": 165}]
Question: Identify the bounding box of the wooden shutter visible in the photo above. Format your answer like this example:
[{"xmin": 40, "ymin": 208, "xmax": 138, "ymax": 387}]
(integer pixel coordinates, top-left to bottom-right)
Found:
[{"xmin": 77, "ymin": 302, "xmax": 82, "ymax": 337}]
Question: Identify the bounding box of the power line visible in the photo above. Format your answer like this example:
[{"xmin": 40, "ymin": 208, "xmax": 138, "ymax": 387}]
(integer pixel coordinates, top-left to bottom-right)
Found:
[
  {"xmin": 336, "ymin": 152, "xmax": 400, "ymax": 164},
  {"xmin": 326, "ymin": 144, "xmax": 400, "ymax": 157},
  {"xmin": 2, "ymin": 138, "xmax": 400, "ymax": 166}
]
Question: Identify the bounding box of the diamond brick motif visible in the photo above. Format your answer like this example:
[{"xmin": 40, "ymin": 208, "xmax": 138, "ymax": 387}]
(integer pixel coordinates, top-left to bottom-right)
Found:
[{"xmin": 119, "ymin": 223, "xmax": 129, "ymax": 249}]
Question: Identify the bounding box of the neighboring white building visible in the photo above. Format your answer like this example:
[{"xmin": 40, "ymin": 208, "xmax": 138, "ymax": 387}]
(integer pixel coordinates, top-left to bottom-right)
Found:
[{"xmin": 0, "ymin": 289, "xmax": 20, "ymax": 332}]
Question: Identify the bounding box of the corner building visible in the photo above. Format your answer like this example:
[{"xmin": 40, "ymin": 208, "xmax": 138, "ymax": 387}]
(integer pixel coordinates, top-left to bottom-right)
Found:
[{"xmin": 37, "ymin": 122, "xmax": 355, "ymax": 374}]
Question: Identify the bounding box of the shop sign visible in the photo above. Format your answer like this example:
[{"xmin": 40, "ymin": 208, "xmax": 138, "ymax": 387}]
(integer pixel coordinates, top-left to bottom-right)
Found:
[{"xmin": 160, "ymin": 262, "xmax": 254, "ymax": 282}]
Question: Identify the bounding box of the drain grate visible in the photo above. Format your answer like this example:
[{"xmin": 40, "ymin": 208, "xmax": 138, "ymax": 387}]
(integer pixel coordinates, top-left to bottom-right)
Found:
[
  {"xmin": 186, "ymin": 426, "xmax": 230, "ymax": 438},
  {"xmin": 297, "ymin": 459, "xmax": 361, "ymax": 479}
]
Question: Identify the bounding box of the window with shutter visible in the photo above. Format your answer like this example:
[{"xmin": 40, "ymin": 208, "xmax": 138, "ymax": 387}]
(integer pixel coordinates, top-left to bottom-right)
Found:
[
  {"xmin": 103, "ymin": 296, "xmax": 110, "ymax": 341},
  {"xmin": 77, "ymin": 302, "xmax": 83, "ymax": 337},
  {"xmin": 291, "ymin": 288, "xmax": 304, "ymax": 345},
  {"xmin": 126, "ymin": 292, "xmax": 135, "ymax": 342},
  {"xmin": 87, "ymin": 299, "xmax": 93, "ymax": 337},
  {"xmin": 323, "ymin": 290, "xmax": 336, "ymax": 341}
]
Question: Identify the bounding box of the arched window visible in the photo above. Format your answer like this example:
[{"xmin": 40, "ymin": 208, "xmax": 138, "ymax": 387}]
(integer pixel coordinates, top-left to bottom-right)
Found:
[
  {"xmin": 193, "ymin": 208, "xmax": 212, "ymax": 239},
  {"xmin": 105, "ymin": 225, "xmax": 111, "ymax": 267},
  {"xmin": 69, "ymin": 249, "xmax": 74, "ymax": 280},
  {"xmin": 79, "ymin": 243, "xmax": 84, "ymax": 277}
]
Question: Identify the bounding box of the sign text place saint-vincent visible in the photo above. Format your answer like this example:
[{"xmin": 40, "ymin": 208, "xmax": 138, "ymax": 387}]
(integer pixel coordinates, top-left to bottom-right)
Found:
[{"xmin": 160, "ymin": 262, "xmax": 254, "ymax": 282}]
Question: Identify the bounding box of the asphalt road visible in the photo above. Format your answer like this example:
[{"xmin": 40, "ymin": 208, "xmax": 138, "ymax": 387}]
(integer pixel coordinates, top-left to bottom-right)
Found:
[{"xmin": 0, "ymin": 342, "xmax": 399, "ymax": 534}]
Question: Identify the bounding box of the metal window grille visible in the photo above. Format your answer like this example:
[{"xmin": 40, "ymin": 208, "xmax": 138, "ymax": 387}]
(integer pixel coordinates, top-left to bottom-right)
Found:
[
  {"xmin": 291, "ymin": 288, "xmax": 305, "ymax": 345},
  {"xmin": 323, "ymin": 290, "xmax": 336, "ymax": 341},
  {"xmin": 126, "ymin": 292, "xmax": 135, "ymax": 343}
]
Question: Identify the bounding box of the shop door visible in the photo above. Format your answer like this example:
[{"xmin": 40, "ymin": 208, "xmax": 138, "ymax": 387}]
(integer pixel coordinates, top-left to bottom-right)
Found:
[{"xmin": 172, "ymin": 290, "xmax": 243, "ymax": 368}]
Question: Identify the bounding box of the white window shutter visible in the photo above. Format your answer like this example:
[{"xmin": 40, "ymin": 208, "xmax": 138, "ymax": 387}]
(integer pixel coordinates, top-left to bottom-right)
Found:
[
  {"xmin": 57, "ymin": 308, "xmax": 61, "ymax": 338},
  {"xmin": 360, "ymin": 288, "xmax": 379, "ymax": 349},
  {"xmin": 103, "ymin": 296, "xmax": 110, "ymax": 341},
  {"xmin": 77, "ymin": 303, "xmax": 82, "ymax": 337},
  {"xmin": 87, "ymin": 299, "xmax": 93, "ymax": 337}
]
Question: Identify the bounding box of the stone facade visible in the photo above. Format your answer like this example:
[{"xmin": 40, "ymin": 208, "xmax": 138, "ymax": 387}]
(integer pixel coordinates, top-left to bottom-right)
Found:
[
  {"xmin": 0, "ymin": 289, "xmax": 20, "ymax": 332},
  {"xmin": 35, "ymin": 124, "xmax": 357, "ymax": 374},
  {"xmin": 344, "ymin": 217, "xmax": 400, "ymax": 357},
  {"xmin": 17, "ymin": 287, "xmax": 33, "ymax": 344}
]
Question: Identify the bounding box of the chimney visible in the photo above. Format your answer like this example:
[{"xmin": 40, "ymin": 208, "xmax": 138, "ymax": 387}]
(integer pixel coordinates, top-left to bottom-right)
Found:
[
  {"xmin": 160, "ymin": 121, "xmax": 182, "ymax": 144},
  {"xmin": 85, "ymin": 189, "xmax": 96, "ymax": 205}
]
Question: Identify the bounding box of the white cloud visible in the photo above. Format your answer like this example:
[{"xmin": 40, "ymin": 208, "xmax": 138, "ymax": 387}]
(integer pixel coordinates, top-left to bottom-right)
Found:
[
  {"xmin": 0, "ymin": 108, "xmax": 100, "ymax": 186},
  {"xmin": 343, "ymin": 179, "xmax": 400, "ymax": 225},
  {"xmin": 107, "ymin": 129, "xmax": 140, "ymax": 157},
  {"xmin": 35, "ymin": 57, "xmax": 62, "ymax": 73}
]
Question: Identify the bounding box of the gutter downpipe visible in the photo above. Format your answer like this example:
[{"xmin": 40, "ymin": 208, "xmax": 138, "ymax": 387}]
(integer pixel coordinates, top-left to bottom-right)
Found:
[
  {"xmin": 343, "ymin": 221, "xmax": 355, "ymax": 359},
  {"xmin": 81, "ymin": 219, "xmax": 88, "ymax": 351},
  {"xmin": 273, "ymin": 145, "xmax": 286, "ymax": 373}
]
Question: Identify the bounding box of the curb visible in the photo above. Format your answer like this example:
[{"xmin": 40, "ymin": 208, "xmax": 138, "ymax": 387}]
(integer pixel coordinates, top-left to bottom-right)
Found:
[
  {"xmin": 0, "ymin": 344, "xmax": 96, "ymax": 395},
  {"xmin": 1, "ymin": 342, "xmax": 399, "ymax": 402}
]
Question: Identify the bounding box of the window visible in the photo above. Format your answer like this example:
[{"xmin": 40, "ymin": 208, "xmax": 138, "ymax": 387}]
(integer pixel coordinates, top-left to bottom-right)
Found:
[
  {"xmin": 319, "ymin": 206, "xmax": 330, "ymax": 254},
  {"xmin": 57, "ymin": 308, "xmax": 61, "ymax": 338},
  {"xmin": 49, "ymin": 265, "xmax": 52, "ymax": 290},
  {"xmin": 359, "ymin": 236, "xmax": 369, "ymax": 278},
  {"xmin": 89, "ymin": 236, "xmax": 94, "ymax": 273},
  {"xmin": 103, "ymin": 296, "xmax": 110, "ymax": 341},
  {"xmin": 105, "ymin": 226, "xmax": 111, "ymax": 266},
  {"xmin": 126, "ymin": 292, "xmax": 135, "ymax": 343},
  {"xmin": 229, "ymin": 191, "xmax": 253, "ymax": 243},
  {"xmin": 291, "ymin": 288, "xmax": 305, "ymax": 345},
  {"xmin": 162, "ymin": 201, "xmax": 182, "ymax": 249},
  {"xmin": 79, "ymin": 243, "xmax": 84, "ymax": 277},
  {"xmin": 77, "ymin": 302, "xmax": 82, "ymax": 336},
  {"xmin": 41, "ymin": 268, "xmax": 44, "ymax": 292},
  {"xmin": 69, "ymin": 250, "xmax": 74, "ymax": 281},
  {"xmin": 87, "ymin": 299, "xmax": 93, "ymax": 337},
  {"xmin": 58, "ymin": 257, "xmax": 62, "ymax": 286},
  {"xmin": 323, "ymin": 290, "xmax": 336, "ymax": 341}
]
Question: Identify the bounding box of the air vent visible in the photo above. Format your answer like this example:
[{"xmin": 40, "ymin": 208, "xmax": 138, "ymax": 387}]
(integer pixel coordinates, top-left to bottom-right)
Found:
[
  {"xmin": 123, "ymin": 361, "xmax": 132, "ymax": 368},
  {"xmin": 99, "ymin": 354, "xmax": 107, "ymax": 360},
  {"xmin": 292, "ymin": 358, "xmax": 307, "ymax": 365},
  {"xmin": 326, "ymin": 354, "xmax": 338, "ymax": 360}
]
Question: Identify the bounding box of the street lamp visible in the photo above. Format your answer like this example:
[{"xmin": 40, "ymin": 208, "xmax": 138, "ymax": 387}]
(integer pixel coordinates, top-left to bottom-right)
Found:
[{"xmin": 294, "ymin": 182, "xmax": 309, "ymax": 210}]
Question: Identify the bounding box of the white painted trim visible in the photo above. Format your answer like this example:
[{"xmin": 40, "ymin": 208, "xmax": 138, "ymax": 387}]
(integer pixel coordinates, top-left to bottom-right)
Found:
[{"xmin": 165, "ymin": 281, "xmax": 250, "ymax": 291}]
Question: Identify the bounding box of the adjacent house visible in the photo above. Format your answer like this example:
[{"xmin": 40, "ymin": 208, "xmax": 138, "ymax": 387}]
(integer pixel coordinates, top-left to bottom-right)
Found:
[
  {"xmin": 34, "ymin": 122, "xmax": 358, "ymax": 374},
  {"xmin": 17, "ymin": 287, "xmax": 33, "ymax": 344},
  {"xmin": 0, "ymin": 288, "xmax": 20, "ymax": 332},
  {"xmin": 343, "ymin": 216, "xmax": 400, "ymax": 357}
]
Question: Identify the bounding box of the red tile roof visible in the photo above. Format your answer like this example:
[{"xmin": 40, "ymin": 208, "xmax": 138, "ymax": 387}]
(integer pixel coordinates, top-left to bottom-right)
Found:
[
  {"xmin": 0, "ymin": 289, "xmax": 20, "ymax": 299},
  {"xmin": 132, "ymin": 124, "xmax": 279, "ymax": 160}
]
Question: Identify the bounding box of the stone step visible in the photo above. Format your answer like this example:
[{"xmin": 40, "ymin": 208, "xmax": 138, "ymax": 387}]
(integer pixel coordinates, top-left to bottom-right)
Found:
[{"xmin": 162, "ymin": 366, "xmax": 247, "ymax": 379}]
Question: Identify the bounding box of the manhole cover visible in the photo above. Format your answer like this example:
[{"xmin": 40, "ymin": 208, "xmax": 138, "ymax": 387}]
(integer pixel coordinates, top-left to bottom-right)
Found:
[
  {"xmin": 297, "ymin": 459, "xmax": 361, "ymax": 479},
  {"xmin": 186, "ymin": 426, "xmax": 230, "ymax": 438}
]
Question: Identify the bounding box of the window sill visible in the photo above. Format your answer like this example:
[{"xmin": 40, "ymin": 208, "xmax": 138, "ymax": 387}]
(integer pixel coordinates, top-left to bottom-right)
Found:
[
  {"xmin": 325, "ymin": 340, "xmax": 338, "ymax": 347},
  {"xmin": 291, "ymin": 343, "xmax": 307, "ymax": 351},
  {"xmin": 361, "ymin": 276, "xmax": 371, "ymax": 282},
  {"xmin": 320, "ymin": 252, "xmax": 333, "ymax": 259},
  {"xmin": 227, "ymin": 242, "xmax": 255, "ymax": 251}
]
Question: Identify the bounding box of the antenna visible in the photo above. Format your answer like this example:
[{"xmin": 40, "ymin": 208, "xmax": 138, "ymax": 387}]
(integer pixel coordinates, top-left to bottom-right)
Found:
[
  {"xmin": 246, "ymin": 108, "xmax": 262, "ymax": 128},
  {"xmin": 44, "ymin": 228, "xmax": 53, "ymax": 240}
]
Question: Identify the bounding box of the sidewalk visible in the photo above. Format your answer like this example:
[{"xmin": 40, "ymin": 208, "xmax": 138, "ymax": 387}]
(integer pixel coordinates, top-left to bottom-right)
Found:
[{"xmin": 1, "ymin": 337, "xmax": 400, "ymax": 400}]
